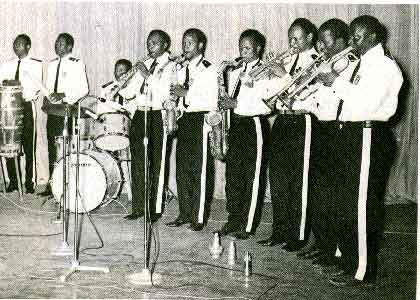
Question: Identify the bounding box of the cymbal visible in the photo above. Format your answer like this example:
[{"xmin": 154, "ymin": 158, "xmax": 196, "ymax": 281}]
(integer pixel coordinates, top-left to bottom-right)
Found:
[{"xmin": 41, "ymin": 103, "xmax": 93, "ymax": 119}]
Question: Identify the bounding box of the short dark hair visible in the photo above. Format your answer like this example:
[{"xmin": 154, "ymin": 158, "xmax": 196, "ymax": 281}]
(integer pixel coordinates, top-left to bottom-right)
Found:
[
  {"xmin": 149, "ymin": 29, "xmax": 171, "ymax": 51},
  {"xmin": 115, "ymin": 59, "xmax": 132, "ymax": 70},
  {"xmin": 239, "ymin": 29, "xmax": 266, "ymax": 58},
  {"xmin": 14, "ymin": 34, "xmax": 31, "ymax": 47},
  {"xmin": 350, "ymin": 15, "xmax": 387, "ymax": 43},
  {"xmin": 290, "ymin": 18, "xmax": 318, "ymax": 45},
  {"xmin": 57, "ymin": 32, "xmax": 74, "ymax": 48},
  {"xmin": 184, "ymin": 28, "xmax": 207, "ymax": 53},
  {"xmin": 319, "ymin": 18, "xmax": 349, "ymax": 44}
]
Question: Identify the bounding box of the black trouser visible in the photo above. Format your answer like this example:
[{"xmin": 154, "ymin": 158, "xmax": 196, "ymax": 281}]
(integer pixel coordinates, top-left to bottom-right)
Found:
[
  {"xmin": 46, "ymin": 114, "xmax": 73, "ymax": 179},
  {"xmin": 269, "ymin": 114, "xmax": 311, "ymax": 243},
  {"xmin": 7, "ymin": 101, "xmax": 36, "ymax": 189},
  {"xmin": 308, "ymin": 120, "xmax": 341, "ymax": 256},
  {"xmin": 225, "ymin": 115, "xmax": 269, "ymax": 233},
  {"xmin": 176, "ymin": 112, "xmax": 214, "ymax": 225},
  {"xmin": 129, "ymin": 110, "xmax": 171, "ymax": 217},
  {"xmin": 333, "ymin": 122, "xmax": 395, "ymax": 281}
]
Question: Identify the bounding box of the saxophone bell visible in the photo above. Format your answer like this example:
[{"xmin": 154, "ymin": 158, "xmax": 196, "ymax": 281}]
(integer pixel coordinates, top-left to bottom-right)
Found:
[{"xmin": 163, "ymin": 98, "xmax": 179, "ymax": 135}]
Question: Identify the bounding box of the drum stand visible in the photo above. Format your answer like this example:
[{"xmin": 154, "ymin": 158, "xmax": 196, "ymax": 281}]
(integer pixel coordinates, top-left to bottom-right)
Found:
[
  {"xmin": 60, "ymin": 102, "xmax": 109, "ymax": 282},
  {"xmin": 0, "ymin": 154, "xmax": 24, "ymax": 202},
  {"xmin": 51, "ymin": 105, "xmax": 72, "ymax": 256}
]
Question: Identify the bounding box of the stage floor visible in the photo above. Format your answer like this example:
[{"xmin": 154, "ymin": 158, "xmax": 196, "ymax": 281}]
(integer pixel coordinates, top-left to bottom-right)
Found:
[{"xmin": 0, "ymin": 188, "xmax": 416, "ymax": 299}]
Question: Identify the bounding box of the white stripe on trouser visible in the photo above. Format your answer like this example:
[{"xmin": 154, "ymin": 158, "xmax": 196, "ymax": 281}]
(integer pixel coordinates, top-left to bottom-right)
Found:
[
  {"xmin": 245, "ymin": 117, "xmax": 263, "ymax": 233},
  {"xmin": 299, "ymin": 114, "xmax": 312, "ymax": 240},
  {"xmin": 355, "ymin": 127, "xmax": 371, "ymax": 281},
  {"xmin": 31, "ymin": 101, "xmax": 36, "ymax": 185},
  {"xmin": 155, "ymin": 117, "xmax": 168, "ymax": 214},
  {"xmin": 335, "ymin": 247, "xmax": 342, "ymax": 258},
  {"xmin": 198, "ymin": 122, "xmax": 211, "ymax": 224}
]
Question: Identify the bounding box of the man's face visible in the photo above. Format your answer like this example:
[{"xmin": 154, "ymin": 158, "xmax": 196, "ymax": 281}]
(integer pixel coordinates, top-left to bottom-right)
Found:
[
  {"xmin": 319, "ymin": 29, "xmax": 346, "ymax": 59},
  {"xmin": 349, "ymin": 24, "xmax": 375, "ymax": 56},
  {"xmin": 147, "ymin": 33, "xmax": 167, "ymax": 59},
  {"xmin": 55, "ymin": 36, "xmax": 72, "ymax": 57},
  {"xmin": 288, "ymin": 25, "xmax": 313, "ymax": 53},
  {"xmin": 114, "ymin": 63, "xmax": 130, "ymax": 81},
  {"xmin": 13, "ymin": 37, "xmax": 30, "ymax": 58},
  {"xmin": 239, "ymin": 37, "xmax": 260, "ymax": 63},
  {"xmin": 182, "ymin": 33, "xmax": 202, "ymax": 60}
]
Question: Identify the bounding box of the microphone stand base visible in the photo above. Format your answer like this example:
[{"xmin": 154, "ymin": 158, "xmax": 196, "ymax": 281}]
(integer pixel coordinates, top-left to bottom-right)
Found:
[
  {"xmin": 60, "ymin": 260, "xmax": 110, "ymax": 282},
  {"xmin": 51, "ymin": 241, "xmax": 72, "ymax": 256},
  {"xmin": 127, "ymin": 268, "xmax": 161, "ymax": 286}
]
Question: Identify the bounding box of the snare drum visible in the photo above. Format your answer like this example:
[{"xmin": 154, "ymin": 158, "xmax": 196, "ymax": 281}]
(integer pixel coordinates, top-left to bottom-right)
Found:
[
  {"xmin": 93, "ymin": 112, "xmax": 130, "ymax": 151},
  {"xmin": 51, "ymin": 149, "xmax": 122, "ymax": 213}
]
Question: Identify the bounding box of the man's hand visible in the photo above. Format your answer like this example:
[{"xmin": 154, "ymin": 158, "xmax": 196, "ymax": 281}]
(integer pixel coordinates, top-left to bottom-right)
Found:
[
  {"xmin": 136, "ymin": 61, "xmax": 151, "ymax": 79},
  {"xmin": 170, "ymin": 84, "xmax": 188, "ymax": 98},
  {"xmin": 317, "ymin": 71, "xmax": 338, "ymax": 87},
  {"xmin": 218, "ymin": 97, "xmax": 237, "ymax": 109},
  {"xmin": 49, "ymin": 93, "xmax": 65, "ymax": 104}
]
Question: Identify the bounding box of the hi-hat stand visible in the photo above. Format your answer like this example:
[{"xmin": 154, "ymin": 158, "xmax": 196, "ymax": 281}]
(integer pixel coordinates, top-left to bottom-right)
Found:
[{"xmin": 60, "ymin": 102, "xmax": 109, "ymax": 282}]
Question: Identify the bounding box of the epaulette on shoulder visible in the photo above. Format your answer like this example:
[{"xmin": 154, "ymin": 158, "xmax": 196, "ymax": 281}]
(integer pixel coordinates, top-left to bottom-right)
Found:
[
  {"xmin": 202, "ymin": 60, "xmax": 211, "ymax": 68},
  {"xmin": 255, "ymin": 61, "xmax": 263, "ymax": 67},
  {"xmin": 69, "ymin": 57, "xmax": 80, "ymax": 62},
  {"xmin": 102, "ymin": 81, "xmax": 114, "ymax": 88},
  {"xmin": 383, "ymin": 47, "xmax": 395, "ymax": 60},
  {"xmin": 310, "ymin": 54, "xmax": 318, "ymax": 60},
  {"xmin": 30, "ymin": 57, "xmax": 42, "ymax": 62},
  {"xmin": 347, "ymin": 53, "xmax": 358, "ymax": 62}
]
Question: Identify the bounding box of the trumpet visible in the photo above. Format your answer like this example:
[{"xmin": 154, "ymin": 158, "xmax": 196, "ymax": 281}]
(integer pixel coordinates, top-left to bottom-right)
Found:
[
  {"xmin": 105, "ymin": 55, "xmax": 150, "ymax": 102},
  {"xmin": 248, "ymin": 47, "xmax": 297, "ymax": 81}
]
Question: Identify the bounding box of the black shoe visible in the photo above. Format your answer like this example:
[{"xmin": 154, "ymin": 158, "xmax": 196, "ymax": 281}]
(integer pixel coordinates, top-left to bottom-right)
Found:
[
  {"xmin": 282, "ymin": 241, "xmax": 306, "ymax": 252},
  {"xmin": 6, "ymin": 184, "xmax": 18, "ymax": 193},
  {"xmin": 232, "ymin": 230, "xmax": 251, "ymax": 240},
  {"xmin": 25, "ymin": 186, "xmax": 35, "ymax": 194},
  {"xmin": 124, "ymin": 213, "xmax": 144, "ymax": 220},
  {"xmin": 312, "ymin": 254, "xmax": 339, "ymax": 267},
  {"xmin": 219, "ymin": 222, "xmax": 241, "ymax": 236},
  {"xmin": 38, "ymin": 187, "xmax": 52, "ymax": 197},
  {"xmin": 188, "ymin": 223, "xmax": 204, "ymax": 231},
  {"xmin": 257, "ymin": 235, "xmax": 285, "ymax": 247},
  {"xmin": 165, "ymin": 217, "xmax": 189, "ymax": 227},
  {"xmin": 328, "ymin": 273, "xmax": 374, "ymax": 288}
]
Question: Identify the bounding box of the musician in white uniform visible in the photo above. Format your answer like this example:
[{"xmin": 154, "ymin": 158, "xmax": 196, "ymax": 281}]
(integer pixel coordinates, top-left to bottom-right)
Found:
[
  {"xmin": 38, "ymin": 33, "xmax": 89, "ymax": 197},
  {"xmin": 258, "ymin": 18, "xmax": 319, "ymax": 251},
  {"xmin": 119, "ymin": 30, "xmax": 175, "ymax": 221},
  {"xmin": 316, "ymin": 15, "xmax": 403, "ymax": 286},
  {"xmin": 219, "ymin": 29, "xmax": 282, "ymax": 240},
  {"xmin": 0, "ymin": 34, "xmax": 42, "ymax": 194},
  {"xmin": 295, "ymin": 19, "xmax": 359, "ymax": 273},
  {"xmin": 166, "ymin": 28, "xmax": 218, "ymax": 231}
]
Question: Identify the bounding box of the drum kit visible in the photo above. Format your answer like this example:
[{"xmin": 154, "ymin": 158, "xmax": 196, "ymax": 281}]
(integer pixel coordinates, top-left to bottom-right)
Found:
[{"xmin": 49, "ymin": 95, "xmax": 132, "ymax": 214}]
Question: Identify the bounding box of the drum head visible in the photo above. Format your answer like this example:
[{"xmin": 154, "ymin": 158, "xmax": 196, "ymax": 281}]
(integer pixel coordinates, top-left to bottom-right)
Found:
[
  {"xmin": 94, "ymin": 135, "xmax": 130, "ymax": 152},
  {"xmin": 52, "ymin": 153, "xmax": 106, "ymax": 213}
]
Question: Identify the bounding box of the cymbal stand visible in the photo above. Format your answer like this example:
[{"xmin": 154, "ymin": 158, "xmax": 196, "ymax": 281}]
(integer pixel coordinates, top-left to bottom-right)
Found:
[
  {"xmin": 51, "ymin": 105, "xmax": 72, "ymax": 256},
  {"xmin": 60, "ymin": 101, "xmax": 109, "ymax": 282}
]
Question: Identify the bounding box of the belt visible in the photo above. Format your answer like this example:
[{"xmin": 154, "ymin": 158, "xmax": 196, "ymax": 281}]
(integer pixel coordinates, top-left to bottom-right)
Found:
[
  {"xmin": 233, "ymin": 113, "xmax": 260, "ymax": 118},
  {"xmin": 277, "ymin": 109, "xmax": 308, "ymax": 115},
  {"xmin": 337, "ymin": 120, "xmax": 385, "ymax": 128},
  {"xmin": 136, "ymin": 106, "xmax": 161, "ymax": 111}
]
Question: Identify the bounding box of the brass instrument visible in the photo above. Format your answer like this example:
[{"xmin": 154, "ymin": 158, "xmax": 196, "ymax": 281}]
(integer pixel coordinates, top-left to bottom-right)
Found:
[
  {"xmin": 206, "ymin": 58, "xmax": 242, "ymax": 160},
  {"xmin": 105, "ymin": 55, "xmax": 150, "ymax": 102},
  {"xmin": 248, "ymin": 48, "xmax": 297, "ymax": 81}
]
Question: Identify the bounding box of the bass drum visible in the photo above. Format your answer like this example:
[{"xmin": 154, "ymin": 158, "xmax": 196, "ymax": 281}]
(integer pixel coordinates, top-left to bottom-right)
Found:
[{"xmin": 51, "ymin": 150, "xmax": 122, "ymax": 213}]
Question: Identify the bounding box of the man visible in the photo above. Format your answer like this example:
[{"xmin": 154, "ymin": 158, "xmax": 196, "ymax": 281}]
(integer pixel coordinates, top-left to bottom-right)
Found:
[
  {"xmin": 0, "ymin": 34, "xmax": 42, "ymax": 194},
  {"xmin": 166, "ymin": 28, "xmax": 218, "ymax": 231},
  {"xmin": 258, "ymin": 18, "xmax": 319, "ymax": 251},
  {"xmin": 219, "ymin": 29, "xmax": 281, "ymax": 240},
  {"xmin": 38, "ymin": 33, "xmax": 89, "ymax": 196},
  {"xmin": 99, "ymin": 59, "xmax": 134, "ymax": 115},
  {"xmin": 119, "ymin": 30, "xmax": 174, "ymax": 221},
  {"xmin": 316, "ymin": 15, "xmax": 403, "ymax": 286},
  {"xmin": 296, "ymin": 19, "xmax": 359, "ymax": 274}
]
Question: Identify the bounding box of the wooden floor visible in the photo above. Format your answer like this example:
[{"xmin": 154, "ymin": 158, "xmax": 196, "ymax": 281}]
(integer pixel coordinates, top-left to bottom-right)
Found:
[{"xmin": 0, "ymin": 188, "xmax": 416, "ymax": 299}]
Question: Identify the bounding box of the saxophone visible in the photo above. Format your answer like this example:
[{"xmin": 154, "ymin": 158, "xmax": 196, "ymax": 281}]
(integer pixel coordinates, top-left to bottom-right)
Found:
[
  {"xmin": 206, "ymin": 57, "xmax": 243, "ymax": 160},
  {"xmin": 162, "ymin": 55, "xmax": 186, "ymax": 135}
]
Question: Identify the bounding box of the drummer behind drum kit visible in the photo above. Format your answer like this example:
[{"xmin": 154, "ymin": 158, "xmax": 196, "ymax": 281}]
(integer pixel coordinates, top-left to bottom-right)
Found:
[{"xmin": 49, "ymin": 95, "xmax": 132, "ymax": 214}]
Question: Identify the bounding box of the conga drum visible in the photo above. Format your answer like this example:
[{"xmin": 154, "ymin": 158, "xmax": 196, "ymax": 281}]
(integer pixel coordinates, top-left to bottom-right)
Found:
[{"xmin": 0, "ymin": 81, "xmax": 24, "ymax": 157}]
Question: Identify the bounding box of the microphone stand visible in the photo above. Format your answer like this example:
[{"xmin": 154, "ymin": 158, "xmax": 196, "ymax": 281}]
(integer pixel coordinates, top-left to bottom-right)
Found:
[
  {"xmin": 127, "ymin": 83, "xmax": 161, "ymax": 286},
  {"xmin": 51, "ymin": 104, "xmax": 72, "ymax": 256},
  {"xmin": 59, "ymin": 101, "xmax": 110, "ymax": 282}
]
